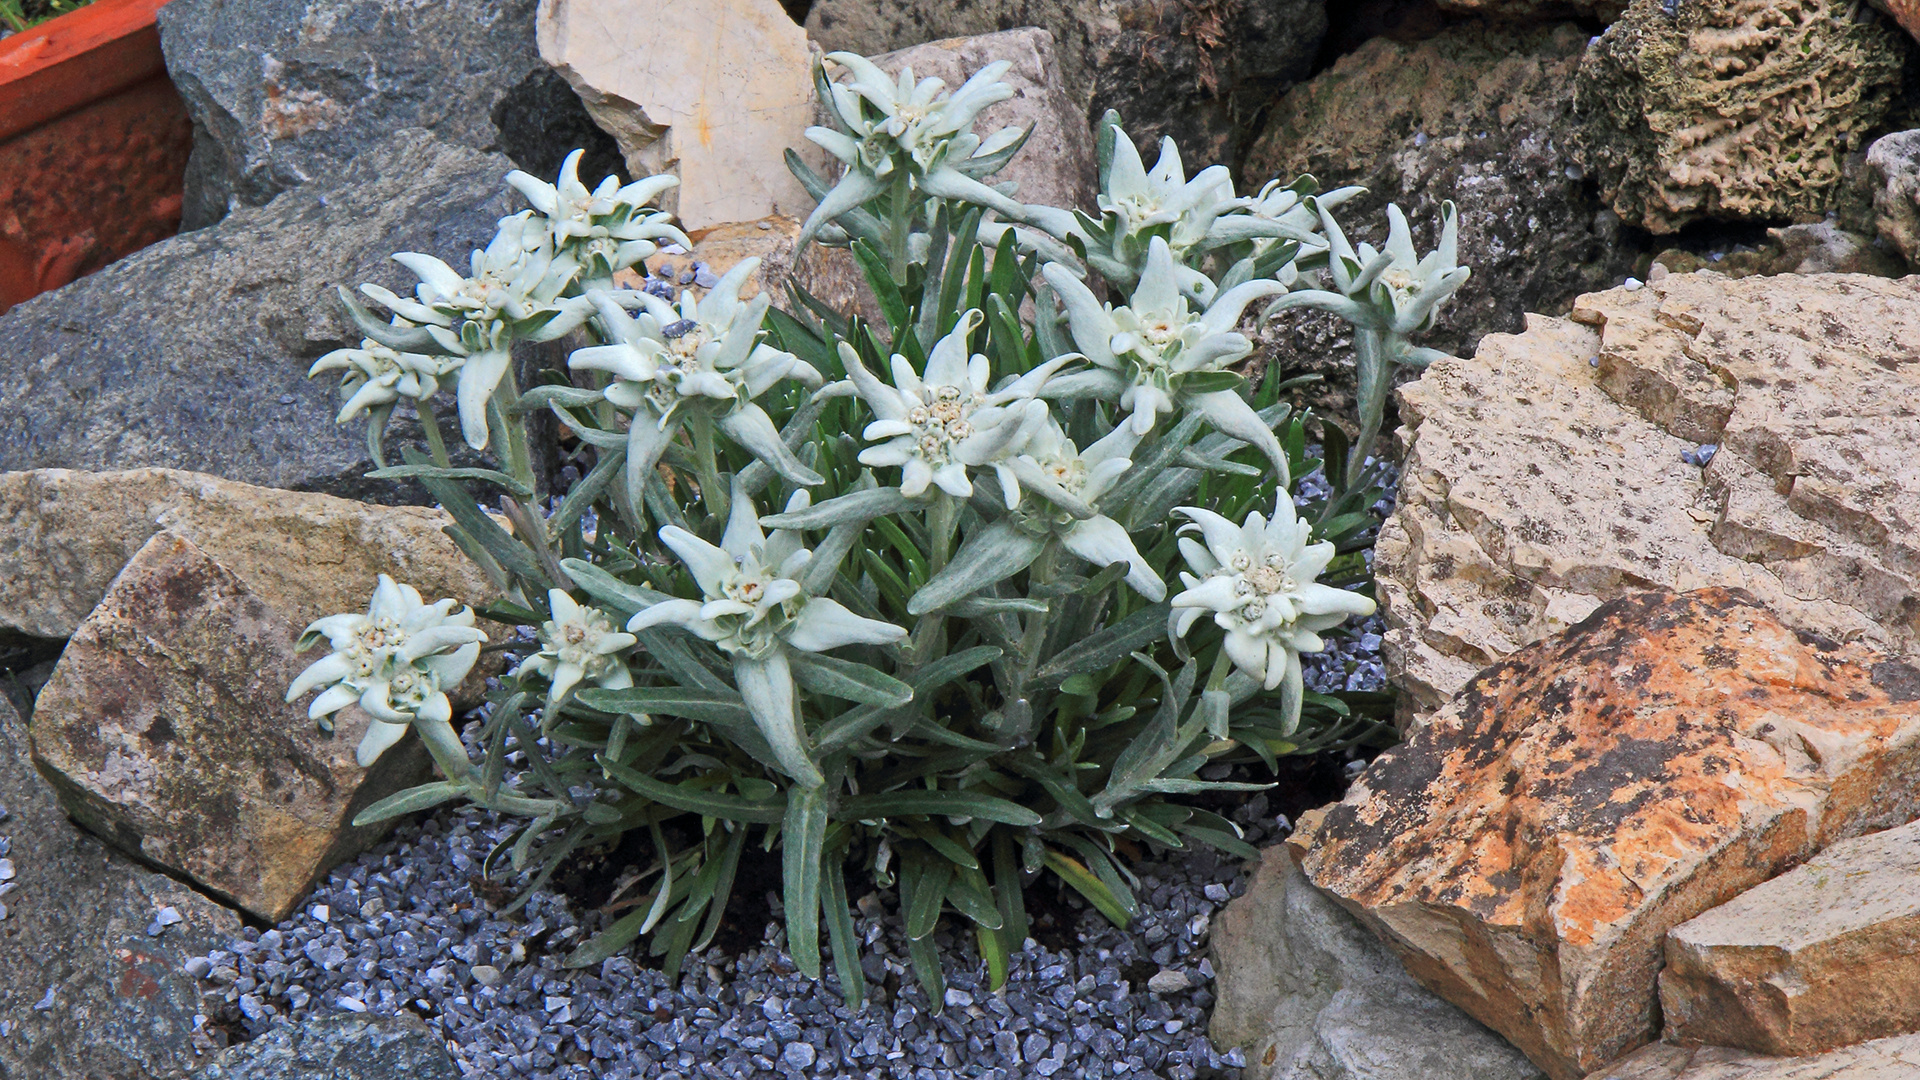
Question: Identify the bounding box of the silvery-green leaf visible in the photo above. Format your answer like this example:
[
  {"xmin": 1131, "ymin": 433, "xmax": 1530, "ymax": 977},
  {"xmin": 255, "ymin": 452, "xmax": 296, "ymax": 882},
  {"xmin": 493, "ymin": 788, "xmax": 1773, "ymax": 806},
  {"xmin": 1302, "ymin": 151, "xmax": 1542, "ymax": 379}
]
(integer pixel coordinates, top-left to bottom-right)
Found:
[
  {"xmin": 907, "ymin": 519, "xmax": 1047, "ymax": 616},
  {"xmin": 783, "ymin": 784, "xmax": 830, "ymax": 978},
  {"xmin": 760, "ymin": 487, "xmax": 917, "ymax": 530},
  {"xmin": 733, "ymin": 652, "xmax": 823, "ymax": 788},
  {"xmin": 788, "ymin": 651, "xmax": 913, "ymax": 708}
]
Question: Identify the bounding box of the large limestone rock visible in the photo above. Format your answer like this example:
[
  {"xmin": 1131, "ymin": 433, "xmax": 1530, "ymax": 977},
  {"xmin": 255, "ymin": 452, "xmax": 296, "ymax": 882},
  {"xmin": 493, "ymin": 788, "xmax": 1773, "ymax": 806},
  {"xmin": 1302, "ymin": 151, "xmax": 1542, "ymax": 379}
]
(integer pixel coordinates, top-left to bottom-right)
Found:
[
  {"xmin": 804, "ymin": 0, "xmax": 1326, "ymax": 168},
  {"xmin": 190, "ymin": 1013, "xmax": 461, "ymax": 1079},
  {"xmin": 1574, "ymin": 0, "xmax": 1905, "ymax": 233},
  {"xmin": 1211, "ymin": 846, "xmax": 1546, "ymax": 1080},
  {"xmin": 0, "ymin": 694, "xmax": 244, "ymax": 1079},
  {"xmin": 0, "ymin": 468, "xmax": 495, "ymax": 641},
  {"xmin": 1586, "ymin": 1033, "xmax": 1920, "ymax": 1079},
  {"xmin": 1289, "ymin": 588, "xmax": 1920, "ymax": 1080},
  {"xmin": 1659, "ymin": 818, "xmax": 1920, "ymax": 1056},
  {"xmin": 536, "ymin": 0, "xmax": 818, "ymax": 232},
  {"xmin": 0, "ymin": 135, "xmax": 520, "ymax": 503},
  {"xmin": 30, "ymin": 533, "xmax": 438, "ymax": 922},
  {"xmin": 1246, "ymin": 22, "xmax": 1637, "ymax": 410},
  {"xmin": 1378, "ymin": 271, "xmax": 1920, "ymax": 727},
  {"xmin": 1867, "ymin": 130, "xmax": 1920, "ymax": 265},
  {"xmin": 157, "ymin": 0, "xmax": 620, "ymax": 230}
]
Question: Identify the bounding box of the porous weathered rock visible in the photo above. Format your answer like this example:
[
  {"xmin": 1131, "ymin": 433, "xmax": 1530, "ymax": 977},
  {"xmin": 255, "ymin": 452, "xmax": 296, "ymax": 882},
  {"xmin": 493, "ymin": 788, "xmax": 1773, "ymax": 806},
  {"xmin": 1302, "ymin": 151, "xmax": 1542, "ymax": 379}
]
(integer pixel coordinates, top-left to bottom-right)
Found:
[
  {"xmin": 190, "ymin": 1013, "xmax": 460, "ymax": 1079},
  {"xmin": 1435, "ymin": 0, "xmax": 1623, "ymax": 19},
  {"xmin": 1584, "ymin": 1033, "xmax": 1920, "ymax": 1080},
  {"xmin": 1246, "ymin": 22, "xmax": 1637, "ymax": 413},
  {"xmin": 536, "ymin": 0, "xmax": 818, "ymax": 232},
  {"xmin": 157, "ymin": 0, "xmax": 620, "ymax": 230},
  {"xmin": 1212, "ymin": 846, "xmax": 1547, "ymax": 1080},
  {"xmin": 1762, "ymin": 223, "xmax": 1904, "ymax": 277},
  {"xmin": 1290, "ymin": 588, "xmax": 1920, "ymax": 1080},
  {"xmin": 0, "ymin": 694, "xmax": 243, "ymax": 1079},
  {"xmin": 1867, "ymin": 130, "xmax": 1920, "ymax": 264},
  {"xmin": 30, "ymin": 533, "xmax": 437, "ymax": 922},
  {"xmin": 1575, "ymin": 0, "xmax": 1905, "ymax": 233},
  {"xmin": 0, "ymin": 468, "xmax": 495, "ymax": 642},
  {"xmin": 1378, "ymin": 272, "xmax": 1920, "ymax": 726},
  {"xmin": 0, "ymin": 134, "xmax": 521, "ymax": 503},
  {"xmin": 1658, "ymin": 818, "xmax": 1920, "ymax": 1056},
  {"xmin": 804, "ymin": 0, "xmax": 1327, "ymax": 168}
]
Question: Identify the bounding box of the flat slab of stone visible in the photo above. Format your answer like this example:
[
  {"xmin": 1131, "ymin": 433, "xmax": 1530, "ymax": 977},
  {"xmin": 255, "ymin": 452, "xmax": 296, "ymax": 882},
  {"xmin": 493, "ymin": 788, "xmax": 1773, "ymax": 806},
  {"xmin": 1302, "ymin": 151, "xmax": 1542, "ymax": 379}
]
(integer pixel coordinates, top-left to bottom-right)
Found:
[
  {"xmin": 0, "ymin": 134, "xmax": 518, "ymax": 502},
  {"xmin": 1289, "ymin": 588, "xmax": 1920, "ymax": 1080},
  {"xmin": 1584, "ymin": 1033, "xmax": 1920, "ymax": 1080},
  {"xmin": 191, "ymin": 1013, "xmax": 460, "ymax": 1079},
  {"xmin": 1211, "ymin": 845, "xmax": 1546, "ymax": 1080},
  {"xmin": 536, "ymin": 0, "xmax": 818, "ymax": 231},
  {"xmin": 1660, "ymin": 818, "xmax": 1920, "ymax": 1055},
  {"xmin": 0, "ymin": 468, "xmax": 495, "ymax": 641},
  {"xmin": 0, "ymin": 693, "xmax": 243, "ymax": 1079},
  {"xmin": 1378, "ymin": 272, "xmax": 1920, "ymax": 729},
  {"xmin": 30, "ymin": 533, "xmax": 435, "ymax": 922}
]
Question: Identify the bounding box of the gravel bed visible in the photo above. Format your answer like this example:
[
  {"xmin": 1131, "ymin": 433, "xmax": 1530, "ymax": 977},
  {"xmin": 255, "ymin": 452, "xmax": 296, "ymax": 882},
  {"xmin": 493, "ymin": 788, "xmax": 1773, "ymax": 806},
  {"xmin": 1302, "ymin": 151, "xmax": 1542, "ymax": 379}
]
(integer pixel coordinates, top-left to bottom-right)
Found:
[{"xmin": 182, "ymin": 453, "xmax": 1400, "ymax": 1077}]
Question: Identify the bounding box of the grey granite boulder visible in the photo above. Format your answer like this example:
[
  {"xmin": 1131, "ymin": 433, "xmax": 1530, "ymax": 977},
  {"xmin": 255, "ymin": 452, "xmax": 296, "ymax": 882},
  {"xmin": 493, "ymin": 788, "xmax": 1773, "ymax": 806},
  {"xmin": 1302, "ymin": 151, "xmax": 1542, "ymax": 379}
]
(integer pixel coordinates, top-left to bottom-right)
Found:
[
  {"xmin": 1210, "ymin": 845, "xmax": 1544, "ymax": 1080},
  {"xmin": 0, "ymin": 133, "xmax": 518, "ymax": 504},
  {"xmin": 157, "ymin": 0, "xmax": 621, "ymax": 229},
  {"xmin": 0, "ymin": 693, "xmax": 244, "ymax": 1079},
  {"xmin": 188, "ymin": 1013, "xmax": 459, "ymax": 1079}
]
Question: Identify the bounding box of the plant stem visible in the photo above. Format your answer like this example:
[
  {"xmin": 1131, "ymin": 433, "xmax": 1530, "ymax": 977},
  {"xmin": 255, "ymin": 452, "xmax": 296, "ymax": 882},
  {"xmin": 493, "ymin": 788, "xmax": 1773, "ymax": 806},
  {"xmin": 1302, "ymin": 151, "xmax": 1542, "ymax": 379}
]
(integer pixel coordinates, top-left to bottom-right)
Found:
[
  {"xmin": 928, "ymin": 491, "xmax": 956, "ymax": 573},
  {"xmin": 491, "ymin": 372, "xmax": 537, "ymax": 497},
  {"xmin": 690, "ymin": 413, "xmax": 730, "ymax": 526},
  {"xmin": 1345, "ymin": 329, "xmax": 1393, "ymax": 494},
  {"xmin": 420, "ymin": 399, "xmax": 453, "ymax": 468},
  {"xmin": 888, "ymin": 169, "xmax": 912, "ymax": 283}
]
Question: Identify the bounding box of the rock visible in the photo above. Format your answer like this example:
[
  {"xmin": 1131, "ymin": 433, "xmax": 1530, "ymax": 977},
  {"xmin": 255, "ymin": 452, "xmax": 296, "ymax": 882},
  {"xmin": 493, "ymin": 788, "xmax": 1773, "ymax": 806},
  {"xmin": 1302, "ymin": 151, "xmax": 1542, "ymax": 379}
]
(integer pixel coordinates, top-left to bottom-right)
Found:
[
  {"xmin": 804, "ymin": 0, "xmax": 1327, "ymax": 168},
  {"xmin": 1245, "ymin": 22, "xmax": 1637, "ymax": 415},
  {"xmin": 1211, "ymin": 846, "xmax": 1546, "ymax": 1080},
  {"xmin": 1867, "ymin": 130, "xmax": 1920, "ymax": 265},
  {"xmin": 0, "ymin": 468, "xmax": 496, "ymax": 642},
  {"xmin": 1574, "ymin": 0, "xmax": 1905, "ymax": 234},
  {"xmin": 1377, "ymin": 272, "xmax": 1920, "ymax": 726},
  {"xmin": 157, "ymin": 0, "xmax": 620, "ymax": 230},
  {"xmin": 1435, "ymin": 0, "xmax": 1623, "ymax": 19},
  {"xmin": 1288, "ymin": 587, "xmax": 1920, "ymax": 1080},
  {"xmin": 1658, "ymin": 818, "xmax": 1920, "ymax": 1056},
  {"xmin": 0, "ymin": 693, "xmax": 243, "ymax": 1079},
  {"xmin": 1762, "ymin": 223, "xmax": 1905, "ymax": 277},
  {"xmin": 190, "ymin": 1012, "xmax": 460, "ymax": 1079},
  {"xmin": 630, "ymin": 217, "xmax": 804, "ymax": 303},
  {"xmin": 536, "ymin": 0, "xmax": 819, "ymax": 232},
  {"xmin": 0, "ymin": 133, "xmax": 524, "ymax": 504},
  {"xmin": 1868, "ymin": 0, "xmax": 1920, "ymax": 45},
  {"xmin": 1584, "ymin": 1033, "xmax": 1920, "ymax": 1080},
  {"xmin": 29, "ymin": 532, "xmax": 438, "ymax": 922}
]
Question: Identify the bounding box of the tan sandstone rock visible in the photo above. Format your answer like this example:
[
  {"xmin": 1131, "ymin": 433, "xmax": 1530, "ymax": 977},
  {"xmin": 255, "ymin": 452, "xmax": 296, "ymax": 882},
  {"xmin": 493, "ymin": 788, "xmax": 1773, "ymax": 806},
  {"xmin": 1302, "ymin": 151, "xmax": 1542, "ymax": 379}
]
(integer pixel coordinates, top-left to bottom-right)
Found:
[
  {"xmin": 30, "ymin": 533, "xmax": 438, "ymax": 922},
  {"xmin": 534, "ymin": 0, "xmax": 820, "ymax": 232},
  {"xmin": 1378, "ymin": 272, "xmax": 1920, "ymax": 729},
  {"xmin": 1658, "ymin": 818, "xmax": 1920, "ymax": 1056},
  {"xmin": 0, "ymin": 467, "xmax": 496, "ymax": 642},
  {"xmin": 1289, "ymin": 588, "xmax": 1920, "ymax": 1080},
  {"xmin": 1584, "ymin": 1033, "xmax": 1920, "ymax": 1080}
]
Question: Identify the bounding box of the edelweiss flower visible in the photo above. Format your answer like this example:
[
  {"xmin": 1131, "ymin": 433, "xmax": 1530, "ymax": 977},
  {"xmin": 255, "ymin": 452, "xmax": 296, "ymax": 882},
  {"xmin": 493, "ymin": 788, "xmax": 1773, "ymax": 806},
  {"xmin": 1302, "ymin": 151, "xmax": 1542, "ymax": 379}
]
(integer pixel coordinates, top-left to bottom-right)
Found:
[
  {"xmin": 800, "ymin": 53, "xmax": 1030, "ymax": 246},
  {"xmin": 1272, "ymin": 200, "xmax": 1469, "ymax": 336},
  {"xmin": 357, "ymin": 212, "xmax": 594, "ymax": 449},
  {"xmin": 1042, "ymin": 237, "xmax": 1290, "ymax": 480},
  {"xmin": 627, "ymin": 490, "xmax": 908, "ymax": 787},
  {"xmin": 309, "ymin": 337, "xmax": 461, "ymax": 422},
  {"xmin": 1208, "ymin": 178, "xmax": 1360, "ymax": 260},
  {"xmin": 569, "ymin": 257, "xmax": 825, "ymax": 509},
  {"xmin": 506, "ymin": 149, "xmax": 690, "ymax": 290},
  {"xmin": 841, "ymin": 309, "xmax": 1071, "ymax": 501},
  {"xmin": 286, "ymin": 576, "xmax": 486, "ymax": 767},
  {"xmin": 1168, "ymin": 497, "xmax": 1374, "ymax": 717},
  {"xmin": 513, "ymin": 590, "xmax": 637, "ymax": 706},
  {"xmin": 1006, "ymin": 419, "xmax": 1164, "ymax": 601},
  {"xmin": 1101, "ymin": 134, "xmax": 1233, "ymax": 246}
]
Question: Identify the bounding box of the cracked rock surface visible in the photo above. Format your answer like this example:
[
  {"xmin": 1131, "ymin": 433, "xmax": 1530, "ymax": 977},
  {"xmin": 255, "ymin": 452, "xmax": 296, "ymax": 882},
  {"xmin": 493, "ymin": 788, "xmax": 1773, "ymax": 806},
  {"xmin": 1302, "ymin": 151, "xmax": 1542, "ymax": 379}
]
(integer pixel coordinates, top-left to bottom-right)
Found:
[{"xmin": 1377, "ymin": 271, "xmax": 1920, "ymax": 729}]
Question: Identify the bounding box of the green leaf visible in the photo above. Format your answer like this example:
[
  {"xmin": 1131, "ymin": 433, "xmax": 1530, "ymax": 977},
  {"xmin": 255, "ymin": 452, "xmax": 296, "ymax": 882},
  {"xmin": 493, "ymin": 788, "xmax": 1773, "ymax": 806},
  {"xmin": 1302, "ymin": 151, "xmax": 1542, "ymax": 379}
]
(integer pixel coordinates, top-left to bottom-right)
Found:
[
  {"xmin": 822, "ymin": 852, "xmax": 866, "ymax": 1008},
  {"xmin": 1041, "ymin": 850, "xmax": 1132, "ymax": 927},
  {"xmin": 945, "ymin": 864, "xmax": 1003, "ymax": 930},
  {"xmin": 759, "ymin": 487, "xmax": 917, "ymax": 530},
  {"xmin": 576, "ymin": 686, "xmax": 751, "ymax": 725},
  {"xmin": 814, "ymin": 646, "xmax": 1000, "ymax": 753},
  {"xmin": 784, "ymin": 784, "xmax": 831, "ymax": 979},
  {"xmin": 596, "ymin": 757, "xmax": 786, "ymax": 823},
  {"xmin": 350, "ymin": 780, "xmax": 469, "ymax": 827},
  {"xmin": 788, "ymin": 651, "xmax": 914, "ymax": 708},
  {"xmin": 1177, "ymin": 370, "xmax": 1246, "ymax": 395},
  {"xmin": 850, "ymin": 239, "xmax": 911, "ymax": 334},
  {"xmin": 400, "ymin": 446, "xmax": 548, "ymax": 588},
  {"xmin": 365, "ymin": 465, "xmax": 531, "ymax": 499},
  {"xmin": 1032, "ymin": 601, "xmax": 1172, "ymax": 688},
  {"xmin": 903, "ymin": 820, "xmax": 980, "ymax": 871},
  {"xmin": 908, "ymin": 519, "xmax": 1047, "ymax": 615},
  {"xmin": 902, "ymin": 853, "xmax": 952, "ymax": 941},
  {"xmin": 564, "ymin": 903, "xmax": 651, "ymax": 968},
  {"xmin": 839, "ymin": 790, "xmax": 1042, "ymax": 827}
]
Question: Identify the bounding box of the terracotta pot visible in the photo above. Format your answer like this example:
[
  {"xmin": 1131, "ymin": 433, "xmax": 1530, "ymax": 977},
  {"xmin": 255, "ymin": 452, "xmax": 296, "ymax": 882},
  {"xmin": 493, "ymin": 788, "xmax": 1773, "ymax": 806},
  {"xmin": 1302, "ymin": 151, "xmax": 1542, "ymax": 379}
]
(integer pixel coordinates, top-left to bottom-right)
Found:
[{"xmin": 0, "ymin": 0, "xmax": 191, "ymax": 314}]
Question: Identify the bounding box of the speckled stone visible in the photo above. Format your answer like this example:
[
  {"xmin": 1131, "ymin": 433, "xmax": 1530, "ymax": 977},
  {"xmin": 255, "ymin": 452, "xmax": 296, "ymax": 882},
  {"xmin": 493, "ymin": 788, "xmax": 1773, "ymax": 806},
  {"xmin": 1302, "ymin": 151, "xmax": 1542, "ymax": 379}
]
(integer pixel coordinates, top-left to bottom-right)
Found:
[
  {"xmin": 191, "ymin": 1013, "xmax": 459, "ymax": 1079},
  {"xmin": 1290, "ymin": 588, "xmax": 1920, "ymax": 1080}
]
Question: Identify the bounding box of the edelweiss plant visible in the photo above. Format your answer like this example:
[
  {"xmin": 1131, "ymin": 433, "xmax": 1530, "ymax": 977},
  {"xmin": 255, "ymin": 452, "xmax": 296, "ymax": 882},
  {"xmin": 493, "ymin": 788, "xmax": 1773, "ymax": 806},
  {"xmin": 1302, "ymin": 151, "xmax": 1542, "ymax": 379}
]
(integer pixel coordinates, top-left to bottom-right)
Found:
[{"xmin": 291, "ymin": 48, "xmax": 1467, "ymax": 1006}]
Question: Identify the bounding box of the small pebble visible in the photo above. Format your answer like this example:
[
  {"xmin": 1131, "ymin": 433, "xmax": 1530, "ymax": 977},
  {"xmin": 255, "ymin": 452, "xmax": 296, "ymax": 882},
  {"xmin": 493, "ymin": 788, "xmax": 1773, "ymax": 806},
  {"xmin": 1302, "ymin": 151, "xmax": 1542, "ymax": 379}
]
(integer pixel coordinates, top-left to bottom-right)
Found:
[
  {"xmin": 1147, "ymin": 970, "xmax": 1191, "ymax": 994},
  {"xmin": 336, "ymin": 996, "xmax": 367, "ymax": 1013},
  {"xmin": 781, "ymin": 1041, "xmax": 817, "ymax": 1069},
  {"xmin": 1623, "ymin": 277, "xmax": 1644, "ymax": 291},
  {"xmin": 32, "ymin": 987, "xmax": 54, "ymax": 1011},
  {"xmin": 309, "ymin": 904, "xmax": 330, "ymax": 923},
  {"xmin": 470, "ymin": 965, "xmax": 503, "ymax": 988},
  {"xmin": 0, "ymin": 859, "xmax": 13, "ymax": 881}
]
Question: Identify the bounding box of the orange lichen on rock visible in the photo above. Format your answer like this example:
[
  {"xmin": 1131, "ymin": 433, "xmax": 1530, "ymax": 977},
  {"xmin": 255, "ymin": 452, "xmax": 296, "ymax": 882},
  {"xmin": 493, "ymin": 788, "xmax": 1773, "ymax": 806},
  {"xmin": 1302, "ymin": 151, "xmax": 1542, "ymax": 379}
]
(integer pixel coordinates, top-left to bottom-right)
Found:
[{"xmin": 1289, "ymin": 587, "xmax": 1920, "ymax": 1080}]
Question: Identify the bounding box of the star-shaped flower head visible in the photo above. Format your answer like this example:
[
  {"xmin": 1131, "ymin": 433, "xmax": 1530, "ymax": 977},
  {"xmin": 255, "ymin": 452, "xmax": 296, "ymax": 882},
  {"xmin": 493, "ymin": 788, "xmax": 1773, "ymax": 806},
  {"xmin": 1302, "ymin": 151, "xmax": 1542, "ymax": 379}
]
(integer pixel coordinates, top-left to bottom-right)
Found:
[
  {"xmin": 1004, "ymin": 418, "xmax": 1165, "ymax": 601},
  {"xmin": 1042, "ymin": 237, "xmax": 1291, "ymax": 482},
  {"xmin": 627, "ymin": 488, "xmax": 908, "ymax": 787},
  {"xmin": 799, "ymin": 53, "xmax": 1034, "ymax": 247},
  {"xmin": 1168, "ymin": 496, "xmax": 1375, "ymax": 724},
  {"xmin": 351, "ymin": 212, "xmax": 595, "ymax": 449},
  {"xmin": 513, "ymin": 589, "xmax": 637, "ymax": 707},
  {"xmin": 1275, "ymin": 199, "xmax": 1470, "ymax": 336},
  {"xmin": 285, "ymin": 576, "xmax": 486, "ymax": 767},
  {"xmin": 569, "ymin": 256, "xmax": 825, "ymax": 511},
  {"xmin": 840, "ymin": 309, "xmax": 1073, "ymax": 501},
  {"xmin": 506, "ymin": 149, "xmax": 691, "ymax": 291}
]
